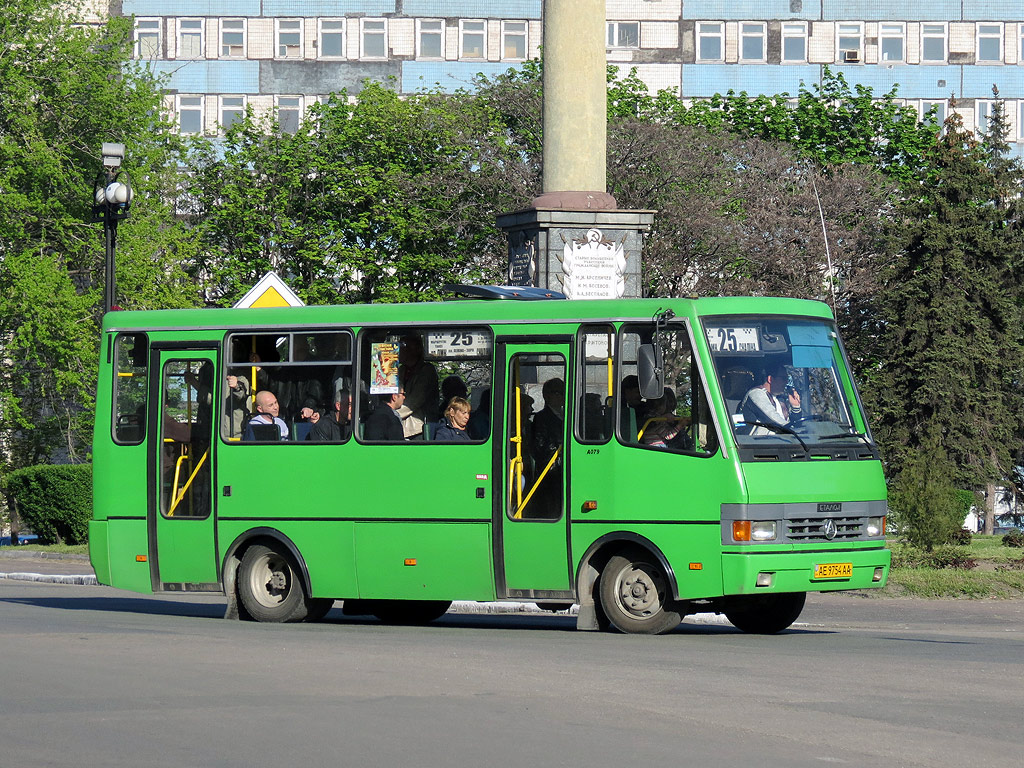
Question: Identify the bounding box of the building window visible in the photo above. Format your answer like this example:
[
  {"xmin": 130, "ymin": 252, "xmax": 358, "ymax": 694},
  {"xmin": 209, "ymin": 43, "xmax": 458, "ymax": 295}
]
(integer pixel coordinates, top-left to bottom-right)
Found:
[
  {"xmin": 976, "ymin": 100, "xmax": 995, "ymax": 134},
  {"xmin": 977, "ymin": 23, "xmax": 1003, "ymax": 63},
  {"xmin": 177, "ymin": 19, "xmax": 203, "ymax": 59},
  {"xmin": 361, "ymin": 18, "xmax": 387, "ymax": 59},
  {"xmin": 921, "ymin": 23, "xmax": 946, "ymax": 63},
  {"xmin": 135, "ymin": 18, "xmax": 160, "ymax": 59},
  {"xmin": 318, "ymin": 19, "xmax": 344, "ymax": 58},
  {"xmin": 697, "ymin": 22, "xmax": 723, "ymax": 62},
  {"xmin": 740, "ymin": 22, "xmax": 765, "ymax": 62},
  {"xmin": 277, "ymin": 96, "xmax": 302, "ymax": 135},
  {"xmin": 920, "ymin": 99, "xmax": 946, "ymax": 129},
  {"xmin": 880, "ymin": 23, "xmax": 905, "ymax": 63},
  {"xmin": 221, "ymin": 19, "xmax": 246, "ymax": 58},
  {"xmin": 1019, "ymin": 24, "xmax": 1024, "ymax": 62},
  {"xmin": 837, "ymin": 22, "xmax": 863, "ymax": 63},
  {"xmin": 220, "ymin": 96, "xmax": 245, "ymax": 132},
  {"xmin": 502, "ymin": 20, "xmax": 527, "ymax": 60},
  {"xmin": 276, "ymin": 19, "xmax": 302, "ymax": 59},
  {"xmin": 417, "ymin": 18, "xmax": 443, "ymax": 59},
  {"xmin": 607, "ymin": 21, "xmax": 639, "ymax": 49},
  {"xmin": 460, "ymin": 19, "xmax": 485, "ymax": 59},
  {"xmin": 1019, "ymin": 101, "xmax": 1024, "ymax": 140},
  {"xmin": 781, "ymin": 22, "xmax": 806, "ymax": 63},
  {"xmin": 177, "ymin": 95, "xmax": 203, "ymax": 134}
]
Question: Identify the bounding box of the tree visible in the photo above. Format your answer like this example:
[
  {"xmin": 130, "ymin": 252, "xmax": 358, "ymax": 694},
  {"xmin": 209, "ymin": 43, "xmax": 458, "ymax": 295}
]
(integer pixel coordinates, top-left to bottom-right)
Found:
[
  {"xmin": 186, "ymin": 81, "xmax": 531, "ymax": 306},
  {"xmin": 0, "ymin": 1, "xmax": 194, "ymax": 478},
  {"xmin": 889, "ymin": 430, "xmax": 966, "ymax": 550},
  {"xmin": 866, "ymin": 108, "xmax": 1024, "ymax": 495}
]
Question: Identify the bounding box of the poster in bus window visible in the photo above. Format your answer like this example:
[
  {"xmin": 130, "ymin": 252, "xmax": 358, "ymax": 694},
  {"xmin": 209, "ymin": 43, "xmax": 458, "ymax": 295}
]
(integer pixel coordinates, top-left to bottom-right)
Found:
[{"xmin": 370, "ymin": 342, "xmax": 400, "ymax": 394}]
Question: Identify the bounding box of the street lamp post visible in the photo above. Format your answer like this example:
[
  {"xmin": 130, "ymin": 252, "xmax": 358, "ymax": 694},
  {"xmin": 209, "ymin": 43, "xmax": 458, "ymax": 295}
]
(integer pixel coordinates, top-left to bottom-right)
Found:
[{"xmin": 92, "ymin": 143, "xmax": 133, "ymax": 313}]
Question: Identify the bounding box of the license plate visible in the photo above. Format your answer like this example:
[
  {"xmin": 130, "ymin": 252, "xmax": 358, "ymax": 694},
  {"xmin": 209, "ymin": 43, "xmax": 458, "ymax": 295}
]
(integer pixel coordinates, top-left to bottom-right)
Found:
[{"xmin": 813, "ymin": 562, "xmax": 852, "ymax": 579}]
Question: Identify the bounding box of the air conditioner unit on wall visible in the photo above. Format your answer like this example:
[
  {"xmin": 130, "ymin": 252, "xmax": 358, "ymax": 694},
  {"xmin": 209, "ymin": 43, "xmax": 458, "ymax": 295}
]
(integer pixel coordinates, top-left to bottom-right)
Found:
[{"xmin": 842, "ymin": 49, "xmax": 861, "ymax": 63}]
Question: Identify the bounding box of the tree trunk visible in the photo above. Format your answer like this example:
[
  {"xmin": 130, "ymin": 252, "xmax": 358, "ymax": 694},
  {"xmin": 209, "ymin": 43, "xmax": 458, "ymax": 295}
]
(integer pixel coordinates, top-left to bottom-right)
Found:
[{"xmin": 984, "ymin": 482, "xmax": 996, "ymax": 535}]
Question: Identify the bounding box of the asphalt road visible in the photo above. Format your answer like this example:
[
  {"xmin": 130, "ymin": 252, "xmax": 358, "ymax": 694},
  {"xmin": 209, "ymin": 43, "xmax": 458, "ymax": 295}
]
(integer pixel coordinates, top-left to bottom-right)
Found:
[{"xmin": 1, "ymin": 583, "xmax": 1021, "ymax": 768}]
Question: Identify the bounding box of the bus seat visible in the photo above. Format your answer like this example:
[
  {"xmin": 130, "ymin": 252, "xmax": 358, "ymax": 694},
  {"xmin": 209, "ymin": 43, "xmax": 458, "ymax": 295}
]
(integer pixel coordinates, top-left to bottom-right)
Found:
[
  {"xmin": 721, "ymin": 367, "xmax": 754, "ymax": 417},
  {"xmin": 293, "ymin": 422, "xmax": 312, "ymax": 442},
  {"xmin": 249, "ymin": 423, "xmax": 282, "ymax": 441}
]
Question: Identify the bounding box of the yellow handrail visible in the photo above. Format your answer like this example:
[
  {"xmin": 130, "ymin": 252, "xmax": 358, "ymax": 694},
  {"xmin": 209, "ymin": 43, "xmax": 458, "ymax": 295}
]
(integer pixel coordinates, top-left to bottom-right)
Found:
[
  {"xmin": 168, "ymin": 450, "xmax": 208, "ymax": 517},
  {"xmin": 513, "ymin": 446, "xmax": 560, "ymax": 520}
]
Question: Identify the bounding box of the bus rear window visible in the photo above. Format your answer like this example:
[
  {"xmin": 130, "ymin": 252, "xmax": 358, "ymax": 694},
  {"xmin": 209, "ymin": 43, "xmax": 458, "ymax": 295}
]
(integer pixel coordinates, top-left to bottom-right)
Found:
[{"xmin": 113, "ymin": 333, "xmax": 148, "ymax": 445}]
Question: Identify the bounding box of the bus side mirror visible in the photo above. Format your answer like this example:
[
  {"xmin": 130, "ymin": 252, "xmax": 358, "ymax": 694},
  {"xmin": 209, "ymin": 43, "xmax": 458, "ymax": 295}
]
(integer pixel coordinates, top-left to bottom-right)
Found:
[{"xmin": 637, "ymin": 344, "xmax": 664, "ymax": 400}]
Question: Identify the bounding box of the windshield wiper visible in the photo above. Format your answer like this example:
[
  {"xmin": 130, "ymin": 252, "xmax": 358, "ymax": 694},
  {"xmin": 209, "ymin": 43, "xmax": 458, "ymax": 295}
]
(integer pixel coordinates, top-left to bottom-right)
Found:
[
  {"xmin": 820, "ymin": 424, "xmax": 873, "ymax": 449},
  {"xmin": 741, "ymin": 420, "xmax": 809, "ymax": 454}
]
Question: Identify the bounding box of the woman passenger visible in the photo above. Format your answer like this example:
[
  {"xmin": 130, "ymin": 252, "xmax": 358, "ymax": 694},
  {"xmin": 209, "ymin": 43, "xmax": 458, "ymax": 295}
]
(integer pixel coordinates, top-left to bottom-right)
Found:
[{"xmin": 433, "ymin": 397, "xmax": 471, "ymax": 442}]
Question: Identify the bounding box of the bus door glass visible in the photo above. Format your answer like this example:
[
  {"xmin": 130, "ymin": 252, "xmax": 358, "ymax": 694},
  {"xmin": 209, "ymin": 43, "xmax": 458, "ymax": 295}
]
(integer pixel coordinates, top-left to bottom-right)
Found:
[
  {"xmin": 499, "ymin": 345, "xmax": 572, "ymax": 595},
  {"xmin": 152, "ymin": 350, "xmax": 218, "ymax": 587}
]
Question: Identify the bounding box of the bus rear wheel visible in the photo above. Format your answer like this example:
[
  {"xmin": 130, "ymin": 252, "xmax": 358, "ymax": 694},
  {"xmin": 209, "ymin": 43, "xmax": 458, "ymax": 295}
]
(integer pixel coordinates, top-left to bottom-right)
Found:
[
  {"xmin": 724, "ymin": 592, "xmax": 806, "ymax": 634},
  {"xmin": 238, "ymin": 543, "xmax": 310, "ymax": 623},
  {"xmin": 599, "ymin": 548, "xmax": 682, "ymax": 635}
]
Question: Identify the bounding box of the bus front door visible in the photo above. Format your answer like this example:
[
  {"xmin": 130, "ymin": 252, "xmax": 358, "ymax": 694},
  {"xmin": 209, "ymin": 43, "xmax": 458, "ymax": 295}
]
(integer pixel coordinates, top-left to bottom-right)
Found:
[
  {"xmin": 150, "ymin": 349, "xmax": 219, "ymax": 590},
  {"xmin": 497, "ymin": 344, "xmax": 573, "ymax": 598}
]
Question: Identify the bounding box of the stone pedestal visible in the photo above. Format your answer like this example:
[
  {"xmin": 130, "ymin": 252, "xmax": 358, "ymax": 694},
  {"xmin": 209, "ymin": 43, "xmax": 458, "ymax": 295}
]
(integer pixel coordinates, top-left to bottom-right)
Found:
[{"xmin": 497, "ymin": 207, "xmax": 655, "ymax": 299}]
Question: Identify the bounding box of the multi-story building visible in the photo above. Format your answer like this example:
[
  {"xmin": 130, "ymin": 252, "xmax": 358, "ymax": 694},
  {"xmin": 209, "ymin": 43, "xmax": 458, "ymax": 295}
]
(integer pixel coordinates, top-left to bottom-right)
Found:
[{"xmin": 111, "ymin": 1, "xmax": 1024, "ymax": 152}]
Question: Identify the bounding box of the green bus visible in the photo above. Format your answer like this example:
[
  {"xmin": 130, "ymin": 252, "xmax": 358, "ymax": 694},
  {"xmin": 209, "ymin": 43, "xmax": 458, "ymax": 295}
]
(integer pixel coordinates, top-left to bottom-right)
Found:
[{"xmin": 89, "ymin": 289, "xmax": 889, "ymax": 634}]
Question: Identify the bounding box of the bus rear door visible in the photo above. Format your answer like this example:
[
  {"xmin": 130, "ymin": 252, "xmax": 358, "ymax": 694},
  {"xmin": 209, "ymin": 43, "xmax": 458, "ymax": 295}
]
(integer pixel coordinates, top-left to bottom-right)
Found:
[
  {"xmin": 497, "ymin": 342, "xmax": 573, "ymax": 598},
  {"xmin": 149, "ymin": 348, "xmax": 219, "ymax": 589}
]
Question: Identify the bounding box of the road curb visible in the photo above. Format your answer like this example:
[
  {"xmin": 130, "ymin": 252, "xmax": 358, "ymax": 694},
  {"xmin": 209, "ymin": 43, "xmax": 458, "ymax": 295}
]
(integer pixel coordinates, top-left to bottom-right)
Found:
[{"xmin": 0, "ymin": 572, "xmax": 98, "ymax": 585}]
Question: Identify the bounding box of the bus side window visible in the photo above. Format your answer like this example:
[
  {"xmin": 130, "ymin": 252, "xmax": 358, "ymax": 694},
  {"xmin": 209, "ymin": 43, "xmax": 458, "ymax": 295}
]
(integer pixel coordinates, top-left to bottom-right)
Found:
[
  {"xmin": 578, "ymin": 325, "xmax": 615, "ymax": 444},
  {"xmin": 113, "ymin": 333, "xmax": 148, "ymax": 445},
  {"xmin": 357, "ymin": 326, "xmax": 493, "ymax": 443},
  {"xmin": 619, "ymin": 324, "xmax": 718, "ymax": 456}
]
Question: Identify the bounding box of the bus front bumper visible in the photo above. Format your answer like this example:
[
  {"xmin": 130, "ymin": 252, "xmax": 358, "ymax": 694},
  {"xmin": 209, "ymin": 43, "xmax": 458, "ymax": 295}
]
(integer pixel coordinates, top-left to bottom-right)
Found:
[{"xmin": 721, "ymin": 546, "xmax": 891, "ymax": 595}]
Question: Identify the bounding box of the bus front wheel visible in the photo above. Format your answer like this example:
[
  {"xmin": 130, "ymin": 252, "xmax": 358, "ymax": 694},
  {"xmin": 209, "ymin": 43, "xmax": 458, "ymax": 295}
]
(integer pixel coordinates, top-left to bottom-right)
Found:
[
  {"xmin": 724, "ymin": 592, "xmax": 806, "ymax": 634},
  {"xmin": 598, "ymin": 548, "xmax": 682, "ymax": 635},
  {"xmin": 238, "ymin": 543, "xmax": 310, "ymax": 623}
]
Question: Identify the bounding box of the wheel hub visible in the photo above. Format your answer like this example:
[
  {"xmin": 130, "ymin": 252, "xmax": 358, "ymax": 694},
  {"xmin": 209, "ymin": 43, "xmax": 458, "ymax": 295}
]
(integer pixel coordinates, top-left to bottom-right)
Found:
[{"xmin": 618, "ymin": 566, "xmax": 663, "ymax": 616}]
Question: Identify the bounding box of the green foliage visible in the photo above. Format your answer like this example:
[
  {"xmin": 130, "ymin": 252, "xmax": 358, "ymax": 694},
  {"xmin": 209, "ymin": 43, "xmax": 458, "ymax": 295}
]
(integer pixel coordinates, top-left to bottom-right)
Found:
[
  {"xmin": 186, "ymin": 81, "xmax": 528, "ymax": 306},
  {"xmin": 889, "ymin": 435, "xmax": 966, "ymax": 551},
  {"xmin": 5, "ymin": 464, "xmax": 93, "ymax": 545}
]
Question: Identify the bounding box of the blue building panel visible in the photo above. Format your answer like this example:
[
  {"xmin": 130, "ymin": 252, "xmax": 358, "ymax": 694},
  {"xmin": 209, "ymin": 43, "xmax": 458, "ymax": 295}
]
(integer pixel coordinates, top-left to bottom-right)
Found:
[
  {"xmin": 261, "ymin": 2, "xmax": 396, "ymax": 15},
  {"xmin": 404, "ymin": 1, "xmax": 540, "ymax": 17},
  {"xmin": 145, "ymin": 60, "xmax": 260, "ymax": 94},
  {"xmin": 831, "ymin": 65, "xmax": 963, "ymax": 100},
  {"xmin": 682, "ymin": 65, "xmax": 819, "ymax": 98},
  {"xmin": 962, "ymin": 66, "xmax": 1024, "ymax": 99},
  {"xmin": 403, "ymin": 61, "xmax": 526, "ymax": 93},
  {"xmin": 122, "ymin": 1, "xmax": 258, "ymax": 15},
  {"xmin": 820, "ymin": 1, "xmax": 962, "ymax": 21},
  {"xmin": 963, "ymin": 1, "xmax": 1024, "ymax": 20},
  {"xmin": 683, "ymin": 2, "xmax": 816, "ymax": 21}
]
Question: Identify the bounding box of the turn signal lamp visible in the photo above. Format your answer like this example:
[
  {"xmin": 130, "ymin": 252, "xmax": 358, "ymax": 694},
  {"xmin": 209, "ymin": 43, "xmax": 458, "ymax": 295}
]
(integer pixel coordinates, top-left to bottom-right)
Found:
[
  {"xmin": 732, "ymin": 521, "xmax": 751, "ymax": 541},
  {"xmin": 404, "ymin": 559, "xmax": 417, "ymax": 566},
  {"xmin": 582, "ymin": 500, "xmax": 598, "ymax": 512}
]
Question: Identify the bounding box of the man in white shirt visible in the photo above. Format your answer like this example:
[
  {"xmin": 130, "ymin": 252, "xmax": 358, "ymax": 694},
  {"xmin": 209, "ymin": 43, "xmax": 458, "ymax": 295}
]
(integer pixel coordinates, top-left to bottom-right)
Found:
[
  {"xmin": 740, "ymin": 364, "xmax": 802, "ymax": 435},
  {"xmin": 243, "ymin": 391, "xmax": 290, "ymax": 441}
]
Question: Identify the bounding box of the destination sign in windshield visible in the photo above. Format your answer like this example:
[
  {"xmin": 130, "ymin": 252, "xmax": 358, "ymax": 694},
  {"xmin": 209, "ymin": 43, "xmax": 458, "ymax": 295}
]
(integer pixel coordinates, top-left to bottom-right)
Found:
[{"xmin": 706, "ymin": 326, "xmax": 759, "ymax": 352}]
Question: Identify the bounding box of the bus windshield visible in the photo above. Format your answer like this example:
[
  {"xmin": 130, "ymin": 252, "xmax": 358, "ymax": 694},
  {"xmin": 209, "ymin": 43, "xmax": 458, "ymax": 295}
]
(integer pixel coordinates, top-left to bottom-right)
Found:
[{"xmin": 701, "ymin": 315, "xmax": 874, "ymax": 459}]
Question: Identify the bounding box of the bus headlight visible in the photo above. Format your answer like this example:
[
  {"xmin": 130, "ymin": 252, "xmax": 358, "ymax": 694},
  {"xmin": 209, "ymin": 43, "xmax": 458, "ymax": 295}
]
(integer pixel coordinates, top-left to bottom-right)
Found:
[
  {"xmin": 733, "ymin": 520, "xmax": 777, "ymax": 542},
  {"xmin": 866, "ymin": 517, "xmax": 885, "ymax": 537}
]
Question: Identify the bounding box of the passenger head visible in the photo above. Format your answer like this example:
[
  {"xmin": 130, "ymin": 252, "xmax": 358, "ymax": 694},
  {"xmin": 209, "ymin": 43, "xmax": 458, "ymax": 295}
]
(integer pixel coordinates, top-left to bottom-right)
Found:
[
  {"xmin": 255, "ymin": 390, "xmax": 280, "ymax": 418},
  {"xmin": 622, "ymin": 374, "xmax": 641, "ymax": 406},
  {"xmin": 445, "ymin": 396, "xmax": 471, "ymax": 429},
  {"xmin": 542, "ymin": 377, "xmax": 565, "ymax": 406},
  {"xmin": 399, "ymin": 334, "xmax": 424, "ymax": 366},
  {"xmin": 337, "ymin": 391, "xmax": 352, "ymax": 424},
  {"xmin": 441, "ymin": 375, "xmax": 468, "ymax": 404}
]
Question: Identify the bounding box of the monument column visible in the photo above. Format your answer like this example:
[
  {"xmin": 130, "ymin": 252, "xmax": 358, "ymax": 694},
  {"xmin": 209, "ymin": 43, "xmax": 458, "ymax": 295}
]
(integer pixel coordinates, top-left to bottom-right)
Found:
[{"xmin": 498, "ymin": 0, "xmax": 654, "ymax": 299}]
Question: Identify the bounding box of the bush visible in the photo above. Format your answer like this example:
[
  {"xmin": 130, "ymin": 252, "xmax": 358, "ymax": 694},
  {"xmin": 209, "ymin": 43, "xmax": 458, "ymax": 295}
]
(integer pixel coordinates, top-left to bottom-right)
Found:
[
  {"xmin": 5, "ymin": 464, "xmax": 92, "ymax": 545},
  {"xmin": 1002, "ymin": 530, "xmax": 1024, "ymax": 548},
  {"xmin": 948, "ymin": 528, "xmax": 973, "ymax": 545},
  {"xmin": 889, "ymin": 437, "xmax": 965, "ymax": 551},
  {"xmin": 922, "ymin": 547, "xmax": 977, "ymax": 570}
]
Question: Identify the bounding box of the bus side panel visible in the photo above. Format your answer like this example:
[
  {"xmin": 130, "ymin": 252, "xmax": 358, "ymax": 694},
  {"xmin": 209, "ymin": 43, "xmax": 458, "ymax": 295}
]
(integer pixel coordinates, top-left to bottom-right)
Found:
[
  {"xmin": 218, "ymin": 521, "xmax": 358, "ymax": 599},
  {"xmin": 106, "ymin": 519, "xmax": 153, "ymax": 594},
  {"xmin": 571, "ymin": 523, "xmax": 725, "ymax": 601},
  {"xmin": 354, "ymin": 522, "xmax": 494, "ymax": 601}
]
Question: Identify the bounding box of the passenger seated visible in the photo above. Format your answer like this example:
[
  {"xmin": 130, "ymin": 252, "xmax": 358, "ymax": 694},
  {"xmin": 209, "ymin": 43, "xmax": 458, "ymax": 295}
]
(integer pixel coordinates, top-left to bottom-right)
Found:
[
  {"xmin": 639, "ymin": 387, "xmax": 690, "ymax": 449},
  {"xmin": 433, "ymin": 397, "xmax": 472, "ymax": 442},
  {"xmin": 308, "ymin": 391, "xmax": 352, "ymax": 442},
  {"xmin": 242, "ymin": 391, "xmax": 289, "ymax": 441},
  {"xmin": 396, "ymin": 333, "xmax": 438, "ymax": 440}
]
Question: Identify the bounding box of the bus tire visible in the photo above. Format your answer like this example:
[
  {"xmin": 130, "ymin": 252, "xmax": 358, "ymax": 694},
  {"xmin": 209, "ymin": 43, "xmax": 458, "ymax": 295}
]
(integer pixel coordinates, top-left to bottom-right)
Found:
[
  {"xmin": 238, "ymin": 543, "xmax": 310, "ymax": 623},
  {"xmin": 370, "ymin": 599, "xmax": 452, "ymax": 625},
  {"xmin": 305, "ymin": 598, "xmax": 335, "ymax": 622},
  {"xmin": 598, "ymin": 548, "xmax": 682, "ymax": 635},
  {"xmin": 724, "ymin": 592, "xmax": 806, "ymax": 634}
]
